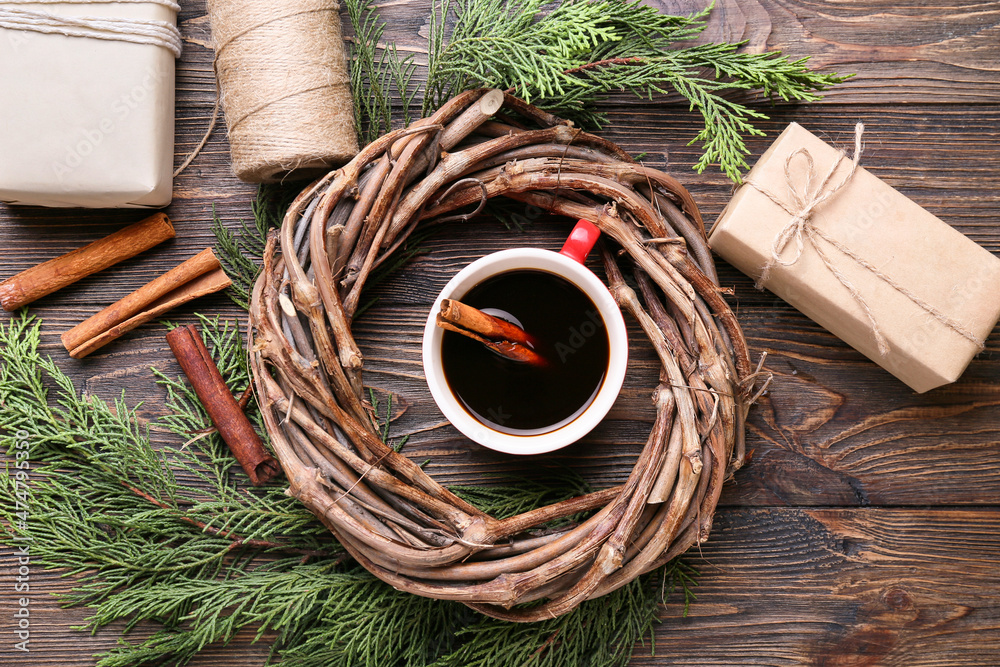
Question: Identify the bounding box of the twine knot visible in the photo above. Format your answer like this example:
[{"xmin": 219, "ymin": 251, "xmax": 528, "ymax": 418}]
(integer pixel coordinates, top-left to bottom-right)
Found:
[
  {"xmin": 752, "ymin": 123, "xmax": 864, "ymax": 290},
  {"xmin": 745, "ymin": 123, "xmax": 983, "ymax": 357}
]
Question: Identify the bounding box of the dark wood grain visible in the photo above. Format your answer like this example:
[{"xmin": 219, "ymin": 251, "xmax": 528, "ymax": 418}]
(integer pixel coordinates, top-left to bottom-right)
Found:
[
  {"xmin": 2, "ymin": 0, "xmax": 1000, "ymax": 664},
  {"xmin": 4, "ymin": 509, "xmax": 999, "ymax": 666},
  {"xmin": 635, "ymin": 508, "xmax": 1000, "ymax": 667},
  {"xmin": 345, "ymin": 0, "xmax": 1000, "ymax": 104}
]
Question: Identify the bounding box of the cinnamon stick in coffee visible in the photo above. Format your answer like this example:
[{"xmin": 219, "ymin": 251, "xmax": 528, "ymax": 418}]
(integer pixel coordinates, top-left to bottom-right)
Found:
[
  {"xmin": 0, "ymin": 212, "xmax": 175, "ymax": 311},
  {"xmin": 439, "ymin": 299, "xmax": 537, "ymax": 348},
  {"xmin": 166, "ymin": 324, "xmax": 279, "ymax": 486},
  {"xmin": 62, "ymin": 248, "xmax": 231, "ymax": 359},
  {"xmin": 436, "ymin": 299, "xmax": 547, "ymax": 367}
]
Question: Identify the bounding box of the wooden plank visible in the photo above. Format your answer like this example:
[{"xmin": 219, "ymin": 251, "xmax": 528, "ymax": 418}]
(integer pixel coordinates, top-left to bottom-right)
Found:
[
  {"xmin": 169, "ymin": 0, "xmax": 1000, "ymax": 123},
  {"xmin": 3, "ymin": 1, "xmax": 1000, "ymax": 664},
  {"xmin": 654, "ymin": 0, "xmax": 1000, "ymax": 105},
  {"xmin": 633, "ymin": 508, "xmax": 1000, "ymax": 666},
  {"xmin": 4, "ymin": 508, "xmax": 999, "ymax": 665}
]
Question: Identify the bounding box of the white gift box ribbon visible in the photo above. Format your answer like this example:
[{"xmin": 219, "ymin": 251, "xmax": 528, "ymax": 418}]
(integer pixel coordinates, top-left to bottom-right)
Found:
[{"xmin": 0, "ymin": 0, "xmax": 181, "ymax": 57}]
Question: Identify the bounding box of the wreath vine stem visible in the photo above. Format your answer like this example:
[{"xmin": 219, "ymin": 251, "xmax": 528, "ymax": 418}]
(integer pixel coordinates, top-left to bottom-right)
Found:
[{"xmin": 248, "ymin": 89, "xmax": 759, "ymax": 621}]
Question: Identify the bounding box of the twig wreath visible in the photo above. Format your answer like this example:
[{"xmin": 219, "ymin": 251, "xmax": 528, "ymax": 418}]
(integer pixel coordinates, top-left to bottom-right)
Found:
[{"xmin": 248, "ymin": 89, "xmax": 763, "ymax": 621}]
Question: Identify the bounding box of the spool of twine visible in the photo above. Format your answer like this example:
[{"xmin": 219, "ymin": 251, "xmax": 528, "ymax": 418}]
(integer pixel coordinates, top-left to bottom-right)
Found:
[{"xmin": 207, "ymin": 0, "xmax": 358, "ymax": 183}]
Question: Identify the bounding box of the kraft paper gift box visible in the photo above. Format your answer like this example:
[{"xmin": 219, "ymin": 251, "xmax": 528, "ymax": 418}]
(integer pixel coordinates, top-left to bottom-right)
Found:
[
  {"xmin": 0, "ymin": 1, "xmax": 179, "ymax": 207},
  {"xmin": 708, "ymin": 122, "xmax": 1000, "ymax": 393}
]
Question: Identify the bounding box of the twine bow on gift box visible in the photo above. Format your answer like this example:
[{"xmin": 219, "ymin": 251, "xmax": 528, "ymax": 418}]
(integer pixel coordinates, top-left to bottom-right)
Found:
[{"xmin": 745, "ymin": 122, "xmax": 984, "ymax": 356}]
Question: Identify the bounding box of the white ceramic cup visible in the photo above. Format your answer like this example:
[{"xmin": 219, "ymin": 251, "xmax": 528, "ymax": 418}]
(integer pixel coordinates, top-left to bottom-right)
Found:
[{"xmin": 421, "ymin": 221, "xmax": 629, "ymax": 455}]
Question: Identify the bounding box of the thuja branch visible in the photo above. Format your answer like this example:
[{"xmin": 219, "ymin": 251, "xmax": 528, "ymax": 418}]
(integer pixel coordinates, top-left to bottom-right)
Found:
[
  {"xmin": 0, "ymin": 313, "xmax": 335, "ymax": 570},
  {"xmin": 424, "ymin": 0, "xmax": 851, "ymax": 180},
  {"xmin": 211, "ymin": 186, "xmax": 292, "ymax": 310},
  {"xmin": 119, "ymin": 480, "xmax": 337, "ymax": 559},
  {"xmin": 0, "ymin": 310, "xmax": 700, "ymax": 666},
  {"xmin": 343, "ymin": 0, "xmax": 849, "ymax": 179},
  {"xmin": 562, "ymin": 56, "xmax": 644, "ymax": 77},
  {"xmin": 343, "ymin": 0, "xmax": 418, "ymax": 145}
]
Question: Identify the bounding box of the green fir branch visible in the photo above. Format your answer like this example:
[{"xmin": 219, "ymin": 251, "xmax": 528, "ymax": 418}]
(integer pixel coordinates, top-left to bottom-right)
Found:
[
  {"xmin": 387, "ymin": 42, "xmax": 420, "ymax": 127},
  {"xmin": 429, "ymin": 573, "xmax": 660, "ymax": 667},
  {"xmin": 345, "ymin": 0, "xmax": 393, "ymax": 144},
  {"xmin": 0, "ymin": 311, "xmax": 698, "ymax": 667},
  {"xmin": 211, "ymin": 186, "xmax": 291, "ymax": 310},
  {"xmin": 344, "ymin": 0, "xmax": 419, "ymax": 145},
  {"xmin": 424, "ymin": 0, "xmax": 850, "ymax": 180},
  {"xmin": 661, "ymin": 558, "xmax": 700, "ymax": 617},
  {"xmin": 451, "ymin": 470, "xmax": 591, "ymax": 523},
  {"xmin": 0, "ymin": 314, "xmax": 336, "ymax": 594},
  {"xmin": 424, "ymin": 0, "xmax": 619, "ymax": 113}
]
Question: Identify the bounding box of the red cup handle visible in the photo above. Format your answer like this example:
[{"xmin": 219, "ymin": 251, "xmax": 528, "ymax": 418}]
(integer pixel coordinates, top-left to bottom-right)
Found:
[{"xmin": 558, "ymin": 219, "xmax": 601, "ymax": 264}]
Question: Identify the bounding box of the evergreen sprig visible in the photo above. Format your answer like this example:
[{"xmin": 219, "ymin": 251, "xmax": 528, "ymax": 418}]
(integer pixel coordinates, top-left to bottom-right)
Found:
[
  {"xmin": 211, "ymin": 186, "xmax": 292, "ymax": 310},
  {"xmin": 398, "ymin": 0, "xmax": 848, "ymax": 181},
  {"xmin": 451, "ymin": 471, "xmax": 591, "ymax": 523},
  {"xmin": 0, "ymin": 311, "xmax": 696, "ymax": 667},
  {"xmin": 344, "ymin": 0, "xmax": 419, "ymax": 145}
]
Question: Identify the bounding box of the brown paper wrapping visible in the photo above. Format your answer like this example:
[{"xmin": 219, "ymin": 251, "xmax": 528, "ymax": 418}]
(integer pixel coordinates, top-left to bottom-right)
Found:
[{"xmin": 709, "ymin": 123, "xmax": 1000, "ymax": 393}]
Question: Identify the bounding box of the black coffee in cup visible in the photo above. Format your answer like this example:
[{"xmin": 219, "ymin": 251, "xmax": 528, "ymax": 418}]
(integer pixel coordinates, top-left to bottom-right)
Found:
[{"xmin": 440, "ymin": 269, "xmax": 609, "ymax": 434}]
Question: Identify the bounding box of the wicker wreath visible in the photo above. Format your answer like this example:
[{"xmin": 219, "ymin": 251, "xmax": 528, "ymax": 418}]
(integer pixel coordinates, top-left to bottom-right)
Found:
[{"xmin": 248, "ymin": 89, "xmax": 761, "ymax": 621}]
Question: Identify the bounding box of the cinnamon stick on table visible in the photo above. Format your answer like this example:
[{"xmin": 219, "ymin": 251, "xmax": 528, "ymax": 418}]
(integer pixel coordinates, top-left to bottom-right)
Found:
[
  {"xmin": 166, "ymin": 324, "xmax": 279, "ymax": 486},
  {"xmin": 62, "ymin": 248, "xmax": 232, "ymax": 359},
  {"xmin": 0, "ymin": 212, "xmax": 175, "ymax": 311}
]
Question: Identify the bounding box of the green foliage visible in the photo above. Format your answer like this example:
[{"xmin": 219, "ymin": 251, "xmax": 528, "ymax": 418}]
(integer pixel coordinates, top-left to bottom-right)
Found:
[
  {"xmin": 425, "ymin": 0, "xmax": 610, "ymax": 112},
  {"xmin": 559, "ymin": 39, "xmax": 849, "ymax": 180},
  {"xmin": 428, "ymin": 573, "xmax": 661, "ymax": 667},
  {"xmin": 0, "ymin": 311, "xmax": 696, "ymax": 667},
  {"xmin": 451, "ymin": 470, "xmax": 590, "ymax": 523},
  {"xmin": 418, "ymin": 0, "xmax": 848, "ymax": 181},
  {"xmin": 211, "ymin": 186, "xmax": 292, "ymax": 310},
  {"xmin": 661, "ymin": 558, "xmax": 700, "ymax": 617},
  {"xmin": 344, "ymin": 0, "xmax": 419, "ymax": 145},
  {"xmin": 0, "ymin": 313, "xmax": 331, "ymax": 593}
]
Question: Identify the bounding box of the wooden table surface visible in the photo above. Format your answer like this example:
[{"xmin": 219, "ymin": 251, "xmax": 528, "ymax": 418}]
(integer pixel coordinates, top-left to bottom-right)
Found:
[{"xmin": 2, "ymin": 1, "xmax": 999, "ymax": 665}]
